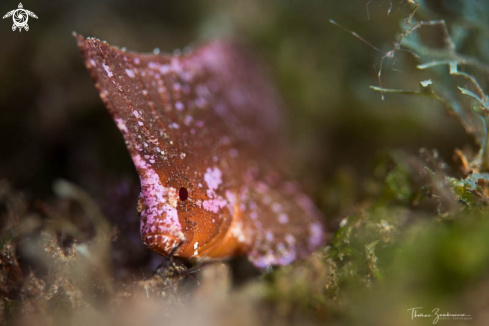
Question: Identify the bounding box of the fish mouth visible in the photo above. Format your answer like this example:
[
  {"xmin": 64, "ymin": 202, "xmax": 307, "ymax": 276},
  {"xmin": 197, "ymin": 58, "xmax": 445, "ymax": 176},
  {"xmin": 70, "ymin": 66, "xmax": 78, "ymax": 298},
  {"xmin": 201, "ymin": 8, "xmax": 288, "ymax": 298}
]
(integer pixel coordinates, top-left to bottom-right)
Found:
[{"xmin": 141, "ymin": 232, "xmax": 187, "ymax": 256}]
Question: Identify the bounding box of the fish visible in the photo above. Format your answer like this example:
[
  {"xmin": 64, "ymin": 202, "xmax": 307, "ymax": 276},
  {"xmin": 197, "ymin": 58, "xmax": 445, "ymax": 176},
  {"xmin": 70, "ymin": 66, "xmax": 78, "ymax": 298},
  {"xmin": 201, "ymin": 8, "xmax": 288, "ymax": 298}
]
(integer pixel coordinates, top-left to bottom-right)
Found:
[{"xmin": 76, "ymin": 34, "xmax": 325, "ymax": 268}]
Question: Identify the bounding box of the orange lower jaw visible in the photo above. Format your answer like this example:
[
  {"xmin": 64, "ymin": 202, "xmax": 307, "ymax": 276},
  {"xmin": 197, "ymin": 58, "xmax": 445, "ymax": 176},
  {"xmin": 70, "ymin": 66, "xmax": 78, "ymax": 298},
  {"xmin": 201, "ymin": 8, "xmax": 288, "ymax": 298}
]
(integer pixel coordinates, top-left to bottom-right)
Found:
[
  {"xmin": 178, "ymin": 228, "xmax": 249, "ymax": 260},
  {"xmin": 143, "ymin": 233, "xmax": 249, "ymax": 262},
  {"xmin": 142, "ymin": 233, "xmax": 185, "ymax": 256}
]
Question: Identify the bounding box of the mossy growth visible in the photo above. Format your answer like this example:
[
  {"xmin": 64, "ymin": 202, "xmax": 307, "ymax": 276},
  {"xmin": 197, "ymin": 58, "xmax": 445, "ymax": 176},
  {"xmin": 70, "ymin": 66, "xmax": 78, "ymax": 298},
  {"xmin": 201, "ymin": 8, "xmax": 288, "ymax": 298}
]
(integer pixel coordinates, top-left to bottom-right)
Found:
[{"xmin": 262, "ymin": 148, "xmax": 489, "ymax": 324}]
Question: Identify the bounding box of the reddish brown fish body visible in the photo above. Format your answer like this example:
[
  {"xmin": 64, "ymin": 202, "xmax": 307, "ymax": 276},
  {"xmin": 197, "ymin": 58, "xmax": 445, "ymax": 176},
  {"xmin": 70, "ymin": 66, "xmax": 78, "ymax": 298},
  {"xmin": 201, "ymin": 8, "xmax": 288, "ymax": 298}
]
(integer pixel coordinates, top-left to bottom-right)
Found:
[{"xmin": 76, "ymin": 35, "xmax": 325, "ymax": 268}]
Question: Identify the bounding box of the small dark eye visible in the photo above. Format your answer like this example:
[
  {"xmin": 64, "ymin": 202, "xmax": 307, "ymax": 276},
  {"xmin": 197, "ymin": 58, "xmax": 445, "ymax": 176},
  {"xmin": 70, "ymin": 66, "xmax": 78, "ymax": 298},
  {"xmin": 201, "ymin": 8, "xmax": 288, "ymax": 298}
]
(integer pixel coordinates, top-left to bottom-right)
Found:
[{"xmin": 179, "ymin": 187, "xmax": 188, "ymax": 201}]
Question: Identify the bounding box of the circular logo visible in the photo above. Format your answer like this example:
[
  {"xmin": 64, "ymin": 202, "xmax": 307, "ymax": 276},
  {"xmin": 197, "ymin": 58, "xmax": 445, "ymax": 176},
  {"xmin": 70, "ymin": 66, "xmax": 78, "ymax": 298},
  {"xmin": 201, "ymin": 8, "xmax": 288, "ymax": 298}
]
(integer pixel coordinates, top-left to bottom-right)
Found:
[{"xmin": 13, "ymin": 9, "xmax": 28, "ymax": 28}]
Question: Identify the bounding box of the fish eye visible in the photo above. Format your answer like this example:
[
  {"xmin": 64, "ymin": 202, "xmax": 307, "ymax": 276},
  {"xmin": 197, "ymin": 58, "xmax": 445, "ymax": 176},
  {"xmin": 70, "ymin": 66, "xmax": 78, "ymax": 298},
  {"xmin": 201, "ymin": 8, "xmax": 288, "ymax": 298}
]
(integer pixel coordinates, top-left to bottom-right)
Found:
[{"xmin": 179, "ymin": 187, "xmax": 188, "ymax": 201}]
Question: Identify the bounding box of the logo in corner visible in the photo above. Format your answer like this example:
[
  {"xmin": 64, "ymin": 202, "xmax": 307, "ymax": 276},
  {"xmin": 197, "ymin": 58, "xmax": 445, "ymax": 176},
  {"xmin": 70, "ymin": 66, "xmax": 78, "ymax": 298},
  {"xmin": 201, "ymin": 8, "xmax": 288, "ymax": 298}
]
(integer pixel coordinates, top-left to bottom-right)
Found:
[{"xmin": 2, "ymin": 3, "xmax": 37, "ymax": 32}]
